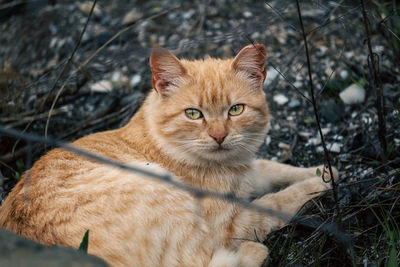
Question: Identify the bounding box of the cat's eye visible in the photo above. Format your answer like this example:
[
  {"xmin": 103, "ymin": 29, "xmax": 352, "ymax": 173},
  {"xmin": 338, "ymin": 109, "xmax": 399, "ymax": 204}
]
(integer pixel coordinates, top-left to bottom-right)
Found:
[
  {"xmin": 185, "ymin": 108, "xmax": 203, "ymax": 120},
  {"xmin": 228, "ymin": 104, "xmax": 245, "ymax": 116}
]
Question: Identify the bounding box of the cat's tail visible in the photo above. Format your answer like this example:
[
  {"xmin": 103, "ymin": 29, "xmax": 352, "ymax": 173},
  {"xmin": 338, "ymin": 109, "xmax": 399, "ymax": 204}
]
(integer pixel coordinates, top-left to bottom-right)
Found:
[{"xmin": 207, "ymin": 241, "xmax": 268, "ymax": 267}]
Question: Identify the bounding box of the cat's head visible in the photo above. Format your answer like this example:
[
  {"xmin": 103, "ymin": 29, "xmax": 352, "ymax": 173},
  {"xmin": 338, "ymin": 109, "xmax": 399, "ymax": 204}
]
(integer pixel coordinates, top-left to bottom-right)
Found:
[{"xmin": 145, "ymin": 44, "xmax": 270, "ymax": 166}]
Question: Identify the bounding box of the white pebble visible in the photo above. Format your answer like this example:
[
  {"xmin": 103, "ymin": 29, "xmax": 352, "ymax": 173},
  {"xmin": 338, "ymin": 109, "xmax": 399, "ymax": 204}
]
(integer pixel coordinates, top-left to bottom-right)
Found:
[
  {"xmin": 111, "ymin": 72, "xmax": 121, "ymax": 82},
  {"xmin": 90, "ymin": 80, "xmax": 113, "ymax": 93},
  {"xmin": 265, "ymin": 136, "xmax": 271, "ymax": 146},
  {"xmin": 344, "ymin": 51, "xmax": 354, "ymax": 59},
  {"xmin": 243, "ymin": 11, "xmax": 253, "ymax": 18},
  {"xmin": 308, "ymin": 136, "xmax": 321, "ymax": 146},
  {"xmin": 288, "ymin": 98, "xmax": 300, "ymax": 108},
  {"xmin": 298, "ymin": 131, "xmax": 312, "ymax": 138},
  {"xmin": 319, "ymin": 46, "xmax": 328, "ymax": 54},
  {"xmin": 264, "ymin": 67, "xmax": 280, "ymax": 86},
  {"xmin": 339, "ymin": 70, "xmax": 349, "ymax": 79},
  {"xmin": 273, "ymin": 94, "xmax": 289, "ymax": 105},
  {"xmin": 339, "ymin": 83, "xmax": 366, "ymax": 104},
  {"xmin": 329, "ymin": 143, "xmax": 342, "ymax": 153},
  {"xmin": 123, "ymin": 10, "xmax": 142, "ymax": 25},
  {"xmin": 130, "ymin": 74, "xmax": 142, "ymax": 87},
  {"xmin": 293, "ymin": 81, "xmax": 303, "ymax": 88},
  {"xmin": 321, "ymin": 128, "xmax": 330, "ymax": 135}
]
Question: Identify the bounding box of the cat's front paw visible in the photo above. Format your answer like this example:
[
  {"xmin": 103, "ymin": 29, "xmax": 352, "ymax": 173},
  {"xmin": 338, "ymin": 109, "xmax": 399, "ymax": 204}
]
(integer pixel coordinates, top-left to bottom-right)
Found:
[
  {"xmin": 238, "ymin": 241, "xmax": 269, "ymax": 267},
  {"xmin": 314, "ymin": 165, "xmax": 339, "ymax": 183},
  {"xmin": 305, "ymin": 177, "xmax": 332, "ymax": 193}
]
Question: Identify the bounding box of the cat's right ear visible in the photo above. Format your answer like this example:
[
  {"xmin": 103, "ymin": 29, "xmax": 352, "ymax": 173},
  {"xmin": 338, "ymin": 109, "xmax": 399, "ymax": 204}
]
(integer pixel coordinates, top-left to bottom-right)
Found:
[
  {"xmin": 232, "ymin": 44, "xmax": 267, "ymax": 88},
  {"xmin": 150, "ymin": 48, "xmax": 186, "ymax": 96}
]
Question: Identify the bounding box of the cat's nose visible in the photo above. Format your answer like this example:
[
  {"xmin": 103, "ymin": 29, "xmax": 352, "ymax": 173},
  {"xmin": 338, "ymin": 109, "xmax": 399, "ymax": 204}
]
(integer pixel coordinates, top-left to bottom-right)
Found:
[{"xmin": 209, "ymin": 131, "xmax": 227, "ymax": 144}]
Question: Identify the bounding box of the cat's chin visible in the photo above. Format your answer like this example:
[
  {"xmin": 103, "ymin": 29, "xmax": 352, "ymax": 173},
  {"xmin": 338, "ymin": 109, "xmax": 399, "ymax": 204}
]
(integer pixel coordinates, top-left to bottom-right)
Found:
[{"xmin": 193, "ymin": 148, "xmax": 254, "ymax": 165}]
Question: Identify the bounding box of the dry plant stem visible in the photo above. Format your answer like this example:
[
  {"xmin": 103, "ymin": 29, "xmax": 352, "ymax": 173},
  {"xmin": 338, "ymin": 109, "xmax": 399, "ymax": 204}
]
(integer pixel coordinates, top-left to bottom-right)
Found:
[
  {"xmin": 43, "ymin": 4, "xmax": 181, "ymax": 138},
  {"xmin": 44, "ymin": 0, "xmax": 98, "ymax": 138},
  {"xmin": 360, "ymin": 0, "xmax": 387, "ymax": 161},
  {"xmin": 244, "ymin": 35, "xmax": 313, "ymax": 103},
  {"xmin": 295, "ymin": 0, "xmax": 340, "ymax": 219},
  {"xmin": 41, "ymin": 0, "xmax": 96, "ymax": 111}
]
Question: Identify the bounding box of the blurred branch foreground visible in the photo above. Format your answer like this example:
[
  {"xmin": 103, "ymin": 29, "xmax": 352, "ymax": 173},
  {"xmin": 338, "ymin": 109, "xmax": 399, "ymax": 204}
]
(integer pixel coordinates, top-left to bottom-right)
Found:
[{"xmin": 0, "ymin": 0, "xmax": 399, "ymax": 266}]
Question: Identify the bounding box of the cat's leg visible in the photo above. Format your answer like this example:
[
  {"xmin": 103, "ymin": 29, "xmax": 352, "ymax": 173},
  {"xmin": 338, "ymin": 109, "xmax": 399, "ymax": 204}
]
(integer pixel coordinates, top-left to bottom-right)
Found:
[
  {"xmin": 242, "ymin": 159, "xmax": 338, "ymax": 195},
  {"xmin": 207, "ymin": 242, "xmax": 268, "ymax": 267},
  {"xmin": 234, "ymin": 173, "xmax": 337, "ymax": 243}
]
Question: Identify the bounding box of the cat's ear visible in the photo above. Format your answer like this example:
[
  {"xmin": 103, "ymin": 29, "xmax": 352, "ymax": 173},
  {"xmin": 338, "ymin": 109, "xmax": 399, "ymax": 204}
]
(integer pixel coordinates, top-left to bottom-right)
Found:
[
  {"xmin": 150, "ymin": 48, "xmax": 186, "ymax": 96},
  {"xmin": 232, "ymin": 44, "xmax": 267, "ymax": 88}
]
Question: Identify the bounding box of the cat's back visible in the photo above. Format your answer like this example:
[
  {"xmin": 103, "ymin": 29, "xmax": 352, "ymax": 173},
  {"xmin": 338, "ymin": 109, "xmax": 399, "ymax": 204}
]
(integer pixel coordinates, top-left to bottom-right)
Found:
[
  {"xmin": 0, "ymin": 125, "xmax": 149, "ymax": 242},
  {"xmin": 0, "ymin": 129, "xmax": 212, "ymax": 266}
]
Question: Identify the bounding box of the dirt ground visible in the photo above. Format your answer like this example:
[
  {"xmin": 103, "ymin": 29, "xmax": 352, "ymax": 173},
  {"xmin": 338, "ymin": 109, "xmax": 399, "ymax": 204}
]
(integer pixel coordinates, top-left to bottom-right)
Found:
[{"xmin": 0, "ymin": 0, "xmax": 399, "ymax": 266}]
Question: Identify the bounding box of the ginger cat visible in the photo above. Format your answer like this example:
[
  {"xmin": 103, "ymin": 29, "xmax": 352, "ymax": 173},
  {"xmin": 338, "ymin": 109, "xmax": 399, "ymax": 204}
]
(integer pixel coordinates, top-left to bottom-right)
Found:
[{"xmin": 0, "ymin": 44, "xmax": 337, "ymax": 267}]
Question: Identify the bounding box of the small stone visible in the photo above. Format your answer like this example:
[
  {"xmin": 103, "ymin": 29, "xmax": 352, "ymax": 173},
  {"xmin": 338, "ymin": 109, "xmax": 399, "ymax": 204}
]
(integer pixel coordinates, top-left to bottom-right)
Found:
[
  {"xmin": 344, "ymin": 51, "xmax": 354, "ymax": 59},
  {"xmin": 77, "ymin": 1, "xmax": 102, "ymax": 16},
  {"xmin": 293, "ymin": 81, "xmax": 302, "ymax": 88},
  {"xmin": 298, "ymin": 131, "xmax": 312, "ymax": 138},
  {"xmin": 308, "ymin": 136, "xmax": 321, "ymax": 146},
  {"xmin": 243, "ymin": 11, "xmax": 253, "ymax": 18},
  {"xmin": 130, "ymin": 74, "xmax": 141, "ymax": 88},
  {"xmin": 123, "ymin": 10, "xmax": 143, "ymax": 25},
  {"xmin": 90, "ymin": 80, "xmax": 113, "ymax": 93},
  {"xmin": 182, "ymin": 10, "xmax": 195, "ymax": 19},
  {"xmin": 329, "ymin": 143, "xmax": 342, "ymax": 153},
  {"xmin": 319, "ymin": 46, "xmax": 328, "ymax": 55},
  {"xmin": 273, "ymin": 94, "xmax": 289, "ymax": 105},
  {"xmin": 374, "ymin": 45, "xmax": 384, "ymax": 53},
  {"xmin": 339, "ymin": 83, "xmax": 366, "ymax": 104},
  {"xmin": 251, "ymin": 32, "xmax": 260, "ymax": 39},
  {"xmin": 278, "ymin": 142, "xmax": 290, "ymax": 150},
  {"xmin": 265, "ymin": 136, "xmax": 271, "ymax": 146},
  {"xmin": 288, "ymin": 98, "xmax": 300, "ymax": 108},
  {"xmin": 111, "ymin": 72, "xmax": 121, "ymax": 82},
  {"xmin": 321, "ymin": 128, "xmax": 330, "ymax": 135},
  {"xmin": 264, "ymin": 67, "xmax": 280, "ymax": 86},
  {"xmin": 111, "ymin": 72, "xmax": 129, "ymax": 85},
  {"xmin": 339, "ymin": 70, "xmax": 349, "ymax": 79}
]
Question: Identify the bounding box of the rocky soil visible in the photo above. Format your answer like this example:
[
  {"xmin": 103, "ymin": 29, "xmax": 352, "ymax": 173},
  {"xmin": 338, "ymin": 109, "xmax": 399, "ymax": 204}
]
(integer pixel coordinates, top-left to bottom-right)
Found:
[{"xmin": 0, "ymin": 0, "xmax": 399, "ymax": 266}]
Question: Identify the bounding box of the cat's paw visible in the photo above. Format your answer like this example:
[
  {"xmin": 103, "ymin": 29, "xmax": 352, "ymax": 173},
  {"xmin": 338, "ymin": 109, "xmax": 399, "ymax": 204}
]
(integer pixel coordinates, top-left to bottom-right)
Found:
[
  {"xmin": 238, "ymin": 241, "xmax": 269, "ymax": 267},
  {"xmin": 314, "ymin": 165, "xmax": 339, "ymax": 183}
]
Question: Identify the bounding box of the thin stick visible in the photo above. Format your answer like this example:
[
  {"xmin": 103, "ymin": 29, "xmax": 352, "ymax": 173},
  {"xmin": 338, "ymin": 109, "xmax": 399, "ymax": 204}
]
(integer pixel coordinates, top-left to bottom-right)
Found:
[
  {"xmin": 43, "ymin": 4, "xmax": 181, "ymax": 138},
  {"xmin": 360, "ymin": 0, "xmax": 387, "ymax": 161},
  {"xmin": 44, "ymin": 0, "xmax": 98, "ymax": 138},
  {"xmin": 295, "ymin": 0, "xmax": 340, "ymax": 219}
]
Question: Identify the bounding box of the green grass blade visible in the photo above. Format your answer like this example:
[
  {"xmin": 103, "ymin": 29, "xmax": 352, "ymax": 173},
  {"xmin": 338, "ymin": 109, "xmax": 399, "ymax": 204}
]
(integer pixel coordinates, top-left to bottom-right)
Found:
[{"xmin": 78, "ymin": 229, "xmax": 90, "ymax": 253}]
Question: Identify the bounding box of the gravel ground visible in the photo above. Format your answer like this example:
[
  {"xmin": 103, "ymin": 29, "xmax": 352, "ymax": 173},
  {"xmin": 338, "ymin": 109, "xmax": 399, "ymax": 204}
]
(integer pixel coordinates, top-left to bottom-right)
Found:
[{"xmin": 1, "ymin": 0, "xmax": 399, "ymax": 266}]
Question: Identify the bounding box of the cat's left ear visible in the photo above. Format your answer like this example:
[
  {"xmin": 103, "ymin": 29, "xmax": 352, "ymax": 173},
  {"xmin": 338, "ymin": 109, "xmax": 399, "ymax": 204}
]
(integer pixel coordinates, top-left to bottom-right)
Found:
[
  {"xmin": 232, "ymin": 44, "xmax": 267, "ymax": 88},
  {"xmin": 150, "ymin": 47, "xmax": 186, "ymax": 96}
]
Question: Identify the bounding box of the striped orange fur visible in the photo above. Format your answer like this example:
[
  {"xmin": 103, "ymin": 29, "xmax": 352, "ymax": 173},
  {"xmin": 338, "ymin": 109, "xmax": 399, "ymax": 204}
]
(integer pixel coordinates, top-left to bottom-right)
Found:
[{"xmin": 0, "ymin": 45, "xmax": 338, "ymax": 266}]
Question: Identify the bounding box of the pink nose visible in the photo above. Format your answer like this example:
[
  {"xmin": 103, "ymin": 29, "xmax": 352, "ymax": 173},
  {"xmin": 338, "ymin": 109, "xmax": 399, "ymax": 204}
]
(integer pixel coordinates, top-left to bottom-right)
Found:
[{"xmin": 209, "ymin": 132, "xmax": 227, "ymax": 144}]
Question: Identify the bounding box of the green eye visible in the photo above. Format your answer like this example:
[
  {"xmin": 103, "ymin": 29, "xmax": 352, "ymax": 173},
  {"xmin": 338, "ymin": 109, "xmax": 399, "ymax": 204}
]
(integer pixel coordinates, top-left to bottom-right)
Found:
[
  {"xmin": 228, "ymin": 104, "xmax": 245, "ymax": 116},
  {"xmin": 185, "ymin": 108, "xmax": 203, "ymax": 120}
]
